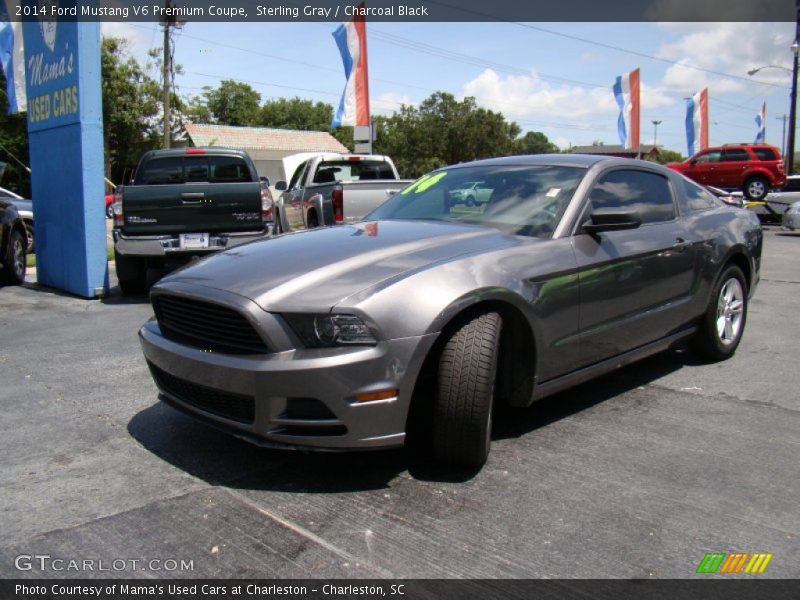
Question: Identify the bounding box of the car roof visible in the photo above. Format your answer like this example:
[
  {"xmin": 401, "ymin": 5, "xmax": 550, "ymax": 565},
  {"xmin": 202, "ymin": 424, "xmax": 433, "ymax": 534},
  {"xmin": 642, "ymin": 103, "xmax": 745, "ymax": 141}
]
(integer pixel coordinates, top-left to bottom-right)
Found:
[{"xmin": 441, "ymin": 153, "xmax": 655, "ymax": 170}]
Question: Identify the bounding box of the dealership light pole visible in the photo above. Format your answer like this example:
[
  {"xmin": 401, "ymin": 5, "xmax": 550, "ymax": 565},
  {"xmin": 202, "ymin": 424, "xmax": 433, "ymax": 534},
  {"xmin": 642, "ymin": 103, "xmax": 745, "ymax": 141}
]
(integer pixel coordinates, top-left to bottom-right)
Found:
[
  {"xmin": 747, "ymin": 61, "xmax": 795, "ymax": 172},
  {"xmin": 651, "ymin": 120, "xmax": 662, "ymax": 148}
]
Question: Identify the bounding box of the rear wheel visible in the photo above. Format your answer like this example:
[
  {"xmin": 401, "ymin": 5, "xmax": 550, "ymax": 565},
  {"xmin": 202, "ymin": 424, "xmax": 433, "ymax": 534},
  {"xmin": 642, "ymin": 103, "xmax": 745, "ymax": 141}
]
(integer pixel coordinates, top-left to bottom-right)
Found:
[
  {"xmin": 465, "ymin": 195, "xmax": 476, "ymax": 207},
  {"xmin": 743, "ymin": 176, "xmax": 769, "ymax": 201},
  {"xmin": 1, "ymin": 228, "xmax": 26, "ymax": 285},
  {"xmin": 307, "ymin": 211, "xmax": 319, "ymax": 229},
  {"xmin": 114, "ymin": 250, "xmax": 147, "ymax": 295},
  {"xmin": 106, "ymin": 203, "xmax": 114, "ymax": 219},
  {"xmin": 23, "ymin": 222, "xmax": 34, "ymax": 253},
  {"xmin": 433, "ymin": 311, "xmax": 502, "ymax": 468},
  {"xmin": 691, "ymin": 264, "xmax": 747, "ymax": 361}
]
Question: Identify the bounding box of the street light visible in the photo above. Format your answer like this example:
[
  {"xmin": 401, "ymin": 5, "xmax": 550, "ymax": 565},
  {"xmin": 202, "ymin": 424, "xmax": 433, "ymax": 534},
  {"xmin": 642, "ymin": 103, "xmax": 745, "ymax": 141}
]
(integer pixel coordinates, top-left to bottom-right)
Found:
[
  {"xmin": 747, "ymin": 65, "xmax": 792, "ymax": 76},
  {"xmin": 651, "ymin": 120, "xmax": 662, "ymax": 148}
]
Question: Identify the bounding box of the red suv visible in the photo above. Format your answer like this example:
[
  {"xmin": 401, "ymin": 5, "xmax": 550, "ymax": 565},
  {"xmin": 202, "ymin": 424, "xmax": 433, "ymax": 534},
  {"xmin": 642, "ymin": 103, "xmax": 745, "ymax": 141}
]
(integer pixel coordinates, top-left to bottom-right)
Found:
[{"xmin": 667, "ymin": 143, "xmax": 785, "ymax": 200}]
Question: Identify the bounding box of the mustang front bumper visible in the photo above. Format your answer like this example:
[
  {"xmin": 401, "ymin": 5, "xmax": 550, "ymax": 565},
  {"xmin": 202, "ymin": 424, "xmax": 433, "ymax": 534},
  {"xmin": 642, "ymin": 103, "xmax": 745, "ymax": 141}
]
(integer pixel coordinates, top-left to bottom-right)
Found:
[{"xmin": 139, "ymin": 320, "xmax": 437, "ymax": 450}]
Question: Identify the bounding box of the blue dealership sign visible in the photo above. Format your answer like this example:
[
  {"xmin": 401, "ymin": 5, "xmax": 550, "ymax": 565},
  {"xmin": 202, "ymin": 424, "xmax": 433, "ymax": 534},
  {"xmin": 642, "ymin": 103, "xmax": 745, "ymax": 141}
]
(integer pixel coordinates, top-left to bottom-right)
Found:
[{"xmin": 22, "ymin": 0, "xmax": 106, "ymax": 298}]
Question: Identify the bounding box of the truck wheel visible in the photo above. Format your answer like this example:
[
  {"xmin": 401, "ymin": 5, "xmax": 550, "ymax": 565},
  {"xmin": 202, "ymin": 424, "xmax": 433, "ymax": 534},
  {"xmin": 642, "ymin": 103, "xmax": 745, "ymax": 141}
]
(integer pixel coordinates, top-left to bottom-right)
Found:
[
  {"xmin": 273, "ymin": 209, "xmax": 283, "ymax": 234},
  {"xmin": 743, "ymin": 176, "xmax": 769, "ymax": 201},
  {"xmin": 465, "ymin": 195, "xmax": 476, "ymax": 207},
  {"xmin": 307, "ymin": 212, "xmax": 319, "ymax": 229},
  {"xmin": 691, "ymin": 264, "xmax": 747, "ymax": 361},
  {"xmin": 23, "ymin": 222, "xmax": 34, "ymax": 253},
  {"xmin": 1, "ymin": 228, "xmax": 27, "ymax": 285},
  {"xmin": 433, "ymin": 311, "xmax": 502, "ymax": 468},
  {"xmin": 106, "ymin": 203, "xmax": 114, "ymax": 219},
  {"xmin": 114, "ymin": 250, "xmax": 147, "ymax": 295}
]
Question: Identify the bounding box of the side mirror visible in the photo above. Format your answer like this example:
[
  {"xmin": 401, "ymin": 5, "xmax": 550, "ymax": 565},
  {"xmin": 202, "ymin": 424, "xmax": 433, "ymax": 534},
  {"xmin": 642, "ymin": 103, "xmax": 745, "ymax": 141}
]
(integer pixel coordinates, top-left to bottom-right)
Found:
[
  {"xmin": 582, "ymin": 208, "xmax": 641, "ymax": 234},
  {"xmin": 274, "ymin": 181, "xmax": 287, "ymax": 192}
]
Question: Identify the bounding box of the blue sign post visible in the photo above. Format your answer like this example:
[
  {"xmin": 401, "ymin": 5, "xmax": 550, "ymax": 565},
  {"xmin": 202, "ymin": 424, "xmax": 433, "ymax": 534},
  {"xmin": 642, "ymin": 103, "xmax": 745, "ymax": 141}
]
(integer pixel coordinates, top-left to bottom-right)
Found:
[{"xmin": 22, "ymin": 3, "xmax": 106, "ymax": 298}]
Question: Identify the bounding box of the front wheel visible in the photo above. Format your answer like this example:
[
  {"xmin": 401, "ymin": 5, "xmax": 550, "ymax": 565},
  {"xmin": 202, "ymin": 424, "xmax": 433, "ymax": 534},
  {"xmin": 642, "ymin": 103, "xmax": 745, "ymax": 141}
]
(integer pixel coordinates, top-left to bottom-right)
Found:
[
  {"xmin": 744, "ymin": 176, "xmax": 769, "ymax": 201},
  {"xmin": 691, "ymin": 265, "xmax": 747, "ymax": 361},
  {"xmin": 1, "ymin": 228, "xmax": 27, "ymax": 285},
  {"xmin": 433, "ymin": 311, "xmax": 502, "ymax": 468}
]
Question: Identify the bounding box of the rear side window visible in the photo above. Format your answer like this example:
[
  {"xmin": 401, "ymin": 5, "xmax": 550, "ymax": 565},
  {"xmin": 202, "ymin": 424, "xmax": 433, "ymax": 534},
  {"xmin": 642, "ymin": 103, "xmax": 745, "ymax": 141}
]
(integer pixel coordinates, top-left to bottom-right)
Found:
[
  {"xmin": 138, "ymin": 157, "xmax": 183, "ymax": 185},
  {"xmin": 722, "ymin": 148, "xmax": 749, "ymax": 162},
  {"xmin": 753, "ymin": 147, "xmax": 779, "ymax": 161},
  {"xmin": 683, "ymin": 179, "xmax": 719, "ymax": 212},
  {"xmin": 588, "ymin": 169, "xmax": 676, "ymax": 224},
  {"xmin": 312, "ymin": 160, "xmax": 395, "ymax": 184}
]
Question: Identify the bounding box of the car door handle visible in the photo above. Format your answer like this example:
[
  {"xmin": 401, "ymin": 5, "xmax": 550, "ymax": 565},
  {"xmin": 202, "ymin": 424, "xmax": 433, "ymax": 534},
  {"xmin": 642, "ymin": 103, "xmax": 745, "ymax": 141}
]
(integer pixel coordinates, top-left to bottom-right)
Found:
[
  {"xmin": 181, "ymin": 192, "xmax": 205, "ymax": 204},
  {"xmin": 672, "ymin": 238, "xmax": 691, "ymax": 252}
]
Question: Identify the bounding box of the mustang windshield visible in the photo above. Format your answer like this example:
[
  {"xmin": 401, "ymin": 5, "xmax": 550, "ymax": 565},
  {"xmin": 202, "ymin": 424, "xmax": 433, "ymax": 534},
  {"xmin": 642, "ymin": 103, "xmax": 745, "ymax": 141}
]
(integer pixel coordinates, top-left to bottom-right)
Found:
[{"xmin": 368, "ymin": 165, "xmax": 586, "ymax": 238}]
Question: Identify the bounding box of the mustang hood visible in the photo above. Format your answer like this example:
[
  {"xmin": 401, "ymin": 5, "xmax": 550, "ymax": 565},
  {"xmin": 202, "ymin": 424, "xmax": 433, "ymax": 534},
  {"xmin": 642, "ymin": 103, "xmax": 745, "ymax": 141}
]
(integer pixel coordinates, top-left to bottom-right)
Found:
[{"xmin": 159, "ymin": 220, "xmax": 519, "ymax": 312}]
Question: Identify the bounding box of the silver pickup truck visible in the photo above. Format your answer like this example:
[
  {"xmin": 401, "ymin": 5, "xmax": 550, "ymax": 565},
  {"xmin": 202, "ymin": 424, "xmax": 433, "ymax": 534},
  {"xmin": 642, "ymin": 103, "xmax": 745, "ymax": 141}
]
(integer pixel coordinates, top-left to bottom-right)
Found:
[{"xmin": 274, "ymin": 153, "xmax": 412, "ymax": 232}]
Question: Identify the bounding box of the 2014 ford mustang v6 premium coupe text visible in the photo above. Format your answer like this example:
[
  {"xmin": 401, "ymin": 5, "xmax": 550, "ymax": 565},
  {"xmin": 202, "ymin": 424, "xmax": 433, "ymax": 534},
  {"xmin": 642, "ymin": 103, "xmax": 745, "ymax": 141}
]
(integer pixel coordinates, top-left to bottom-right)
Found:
[{"xmin": 139, "ymin": 155, "xmax": 762, "ymax": 467}]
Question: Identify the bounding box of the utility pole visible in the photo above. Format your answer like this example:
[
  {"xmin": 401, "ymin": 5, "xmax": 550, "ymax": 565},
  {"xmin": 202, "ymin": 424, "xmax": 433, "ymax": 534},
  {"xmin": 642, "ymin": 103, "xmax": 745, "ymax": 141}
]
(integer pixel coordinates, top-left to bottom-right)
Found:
[
  {"xmin": 161, "ymin": 0, "xmax": 179, "ymax": 149},
  {"xmin": 787, "ymin": 40, "xmax": 799, "ymax": 174}
]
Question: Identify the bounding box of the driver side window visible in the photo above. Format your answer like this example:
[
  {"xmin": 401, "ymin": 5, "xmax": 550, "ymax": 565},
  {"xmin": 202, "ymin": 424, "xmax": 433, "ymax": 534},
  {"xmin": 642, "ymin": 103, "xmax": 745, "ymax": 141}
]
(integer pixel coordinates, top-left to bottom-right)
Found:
[
  {"xmin": 288, "ymin": 160, "xmax": 310, "ymax": 190},
  {"xmin": 587, "ymin": 169, "xmax": 676, "ymax": 224}
]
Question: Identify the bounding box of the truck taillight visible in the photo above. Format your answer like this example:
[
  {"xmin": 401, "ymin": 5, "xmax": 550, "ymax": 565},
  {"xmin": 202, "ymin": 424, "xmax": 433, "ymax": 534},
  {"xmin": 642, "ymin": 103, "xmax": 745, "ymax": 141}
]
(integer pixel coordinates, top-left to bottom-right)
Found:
[
  {"xmin": 113, "ymin": 187, "xmax": 124, "ymax": 227},
  {"xmin": 332, "ymin": 185, "xmax": 344, "ymax": 222},
  {"xmin": 261, "ymin": 187, "xmax": 274, "ymax": 221},
  {"xmin": 778, "ymin": 162, "xmax": 785, "ymax": 173}
]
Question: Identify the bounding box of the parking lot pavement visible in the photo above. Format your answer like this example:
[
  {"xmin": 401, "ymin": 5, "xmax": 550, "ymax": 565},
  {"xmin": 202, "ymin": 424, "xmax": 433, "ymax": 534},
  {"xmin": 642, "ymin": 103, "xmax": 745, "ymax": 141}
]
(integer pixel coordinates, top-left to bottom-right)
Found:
[{"xmin": 0, "ymin": 227, "xmax": 798, "ymax": 579}]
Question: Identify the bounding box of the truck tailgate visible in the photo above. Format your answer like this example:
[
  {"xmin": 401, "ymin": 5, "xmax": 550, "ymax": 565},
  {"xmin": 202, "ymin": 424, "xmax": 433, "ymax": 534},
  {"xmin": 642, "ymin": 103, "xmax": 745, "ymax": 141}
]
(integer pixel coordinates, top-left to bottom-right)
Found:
[
  {"xmin": 341, "ymin": 179, "xmax": 414, "ymax": 220},
  {"xmin": 122, "ymin": 182, "xmax": 262, "ymax": 235}
]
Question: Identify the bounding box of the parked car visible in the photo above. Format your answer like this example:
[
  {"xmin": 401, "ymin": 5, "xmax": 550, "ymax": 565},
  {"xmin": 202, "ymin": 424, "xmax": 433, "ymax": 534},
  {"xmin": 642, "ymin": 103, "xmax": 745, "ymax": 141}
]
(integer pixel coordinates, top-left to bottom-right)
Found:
[
  {"xmin": 449, "ymin": 181, "xmax": 492, "ymax": 206},
  {"xmin": 112, "ymin": 147, "xmax": 274, "ymax": 294},
  {"xmin": 781, "ymin": 201, "xmax": 800, "ymax": 230},
  {"xmin": 274, "ymin": 153, "xmax": 412, "ymax": 232},
  {"xmin": 105, "ymin": 193, "xmax": 114, "ymax": 219},
  {"xmin": 667, "ymin": 143, "xmax": 785, "ymax": 200},
  {"xmin": 0, "ymin": 186, "xmax": 33, "ymax": 253},
  {"xmin": 706, "ymin": 185, "xmax": 744, "ymax": 208},
  {"xmin": 139, "ymin": 155, "xmax": 762, "ymax": 468},
  {"xmin": 0, "ymin": 196, "xmax": 27, "ymax": 285}
]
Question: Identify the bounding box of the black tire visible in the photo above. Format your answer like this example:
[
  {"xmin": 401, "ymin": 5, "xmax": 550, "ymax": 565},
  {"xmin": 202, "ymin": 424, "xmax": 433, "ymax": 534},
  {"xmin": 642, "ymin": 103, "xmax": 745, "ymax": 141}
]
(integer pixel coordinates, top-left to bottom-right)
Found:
[
  {"xmin": 433, "ymin": 311, "xmax": 502, "ymax": 467},
  {"xmin": 691, "ymin": 265, "xmax": 748, "ymax": 361},
  {"xmin": 106, "ymin": 203, "xmax": 114, "ymax": 219},
  {"xmin": 743, "ymin": 176, "xmax": 769, "ymax": 201},
  {"xmin": 1, "ymin": 228, "xmax": 27, "ymax": 285},
  {"xmin": 465, "ymin": 195, "xmax": 476, "ymax": 207},
  {"xmin": 307, "ymin": 212, "xmax": 319, "ymax": 229},
  {"xmin": 114, "ymin": 250, "xmax": 147, "ymax": 295},
  {"xmin": 273, "ymin": 209, "xmax": 283, "ymax": 234}
]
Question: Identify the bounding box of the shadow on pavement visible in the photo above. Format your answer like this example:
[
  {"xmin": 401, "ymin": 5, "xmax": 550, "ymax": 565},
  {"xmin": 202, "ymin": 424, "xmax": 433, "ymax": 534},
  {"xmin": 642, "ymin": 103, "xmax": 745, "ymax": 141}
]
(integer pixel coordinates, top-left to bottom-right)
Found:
[{"xmin": 127, "ymin": 349, "xmax": 692, "ymax": 491}]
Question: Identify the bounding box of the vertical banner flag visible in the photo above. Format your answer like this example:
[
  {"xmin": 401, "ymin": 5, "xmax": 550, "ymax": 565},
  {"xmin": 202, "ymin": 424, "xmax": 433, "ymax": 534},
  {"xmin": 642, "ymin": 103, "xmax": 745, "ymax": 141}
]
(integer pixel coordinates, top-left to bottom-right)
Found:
[
  {"xmin": 685, "ymin": 88, "xmax": 709, "ymax": 157},
  {"xmin": 331, "ymin": 2, "xmax": 370, "ymax": 127},
  {"xmin": 0, "ymin": 1, "xmax": 27, "ymax": 114},
  {"xmin": 613, "ymin": 68, "xmax": 640, "ymax": 149},
  {"xmin": 754, "ymin": 102, "xmax": 766, "ymax": 143}
]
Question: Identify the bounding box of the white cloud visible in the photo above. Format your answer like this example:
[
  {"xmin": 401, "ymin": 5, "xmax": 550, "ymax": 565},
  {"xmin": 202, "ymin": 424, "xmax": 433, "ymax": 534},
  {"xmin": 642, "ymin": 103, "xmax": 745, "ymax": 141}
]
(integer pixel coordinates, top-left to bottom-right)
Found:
[
  {"xmin": 655, "ymin": 22, "xmax": 794, "ymax": 92},
  {"xmin": 372, "ymin": 91, "xmax": 415, "ymax": 115},
  {"xmin": 462, "ymin": 68, "xmax": 673, "ymax": 125}
]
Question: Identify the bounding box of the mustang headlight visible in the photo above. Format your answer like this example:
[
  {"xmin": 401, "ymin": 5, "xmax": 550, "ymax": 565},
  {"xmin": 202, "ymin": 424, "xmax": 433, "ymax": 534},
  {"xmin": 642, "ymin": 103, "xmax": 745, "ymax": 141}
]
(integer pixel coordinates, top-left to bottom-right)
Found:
[{"xmin": 284, "ymin": 314, "xmax": 377, "ymax": 347}]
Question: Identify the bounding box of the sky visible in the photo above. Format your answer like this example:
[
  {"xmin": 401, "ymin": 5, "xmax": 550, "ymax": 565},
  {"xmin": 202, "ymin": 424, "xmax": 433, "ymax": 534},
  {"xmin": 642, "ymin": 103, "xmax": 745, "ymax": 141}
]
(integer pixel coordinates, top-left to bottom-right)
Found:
[{"xmin": 103, "ymin": 20, "xmax": 796, "ymax": 156}]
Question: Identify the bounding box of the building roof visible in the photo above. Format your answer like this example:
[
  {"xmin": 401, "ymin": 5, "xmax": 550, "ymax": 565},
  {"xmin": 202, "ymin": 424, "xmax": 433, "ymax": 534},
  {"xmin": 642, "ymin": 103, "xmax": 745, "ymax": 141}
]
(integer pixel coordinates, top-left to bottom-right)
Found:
[
  {"xmin": 183, "ymin": 123, "xmax": 349, "ymax": 153},
  {"xmin": 569, "ymin": 145, "xmax": 660, "ymax": 156}
]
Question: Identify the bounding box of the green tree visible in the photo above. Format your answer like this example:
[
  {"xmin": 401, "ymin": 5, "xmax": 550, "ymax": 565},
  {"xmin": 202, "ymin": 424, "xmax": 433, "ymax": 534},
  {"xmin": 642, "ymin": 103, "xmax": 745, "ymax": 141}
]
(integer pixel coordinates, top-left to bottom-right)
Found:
[
  {"xmin": 0, "ymin": 71, "xmax": 30, "ymax": 197},
  {"xmin": 514, "ymin": 131, "xmax": 559, "ymax": 155},
  {"xmin": 646, "ymin": 148, "xmax": 684, "ymax": 164},
  {"xmin": 193, "ymin": 80, "xmax": 261, "ymax": 126},
  {"xmin": 101, "ymin": 37, "xmax": 162, "ymax": 185},
  {"xmin": 374, "ymin": 92, "xmax": 520, "ymax": 178},
  {"xmin": 260, "ymin": 97, "xmax": 332, "ymax": 130}
]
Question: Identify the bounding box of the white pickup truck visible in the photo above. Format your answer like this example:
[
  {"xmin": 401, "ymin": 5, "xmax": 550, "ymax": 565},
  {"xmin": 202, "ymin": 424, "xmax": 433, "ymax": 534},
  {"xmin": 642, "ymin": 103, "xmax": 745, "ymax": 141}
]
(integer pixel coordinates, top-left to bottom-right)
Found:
[{"xmin": 274, "ymin": 153, "xmax": 412, "ymax": 232}]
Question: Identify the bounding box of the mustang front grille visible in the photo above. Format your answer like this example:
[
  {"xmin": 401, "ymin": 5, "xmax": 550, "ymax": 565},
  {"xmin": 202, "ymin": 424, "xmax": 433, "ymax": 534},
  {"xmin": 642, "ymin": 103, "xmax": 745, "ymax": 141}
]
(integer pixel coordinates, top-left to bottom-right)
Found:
[{"xmin": 152, "ymin": 294, "xmax": 269, "ymax": 355}]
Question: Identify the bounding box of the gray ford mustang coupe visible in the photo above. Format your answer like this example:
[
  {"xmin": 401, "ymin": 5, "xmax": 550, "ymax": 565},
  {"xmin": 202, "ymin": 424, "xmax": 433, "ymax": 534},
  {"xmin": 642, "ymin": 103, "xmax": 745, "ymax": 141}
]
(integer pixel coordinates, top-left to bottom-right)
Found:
[{"xmin": 139, "ymin": 155, "xmax": 762, "ymax": 467}]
